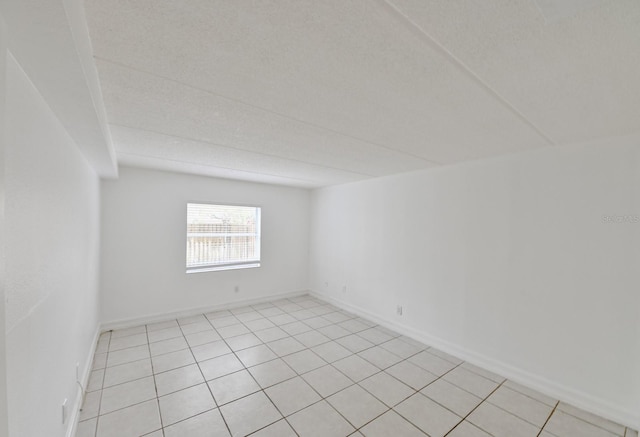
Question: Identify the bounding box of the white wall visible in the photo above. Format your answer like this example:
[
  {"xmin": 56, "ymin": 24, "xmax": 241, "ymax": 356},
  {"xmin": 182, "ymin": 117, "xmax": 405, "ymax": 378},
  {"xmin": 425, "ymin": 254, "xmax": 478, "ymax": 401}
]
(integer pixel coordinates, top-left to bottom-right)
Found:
[
  {"xmin": 100, "ymin": 167, "xmax": 310, "ymax": 324},
  {"xmin": 0, "ymin": 13, "xmax": 10, "ymax": 436},
  {"xmin": 310, "ymin": 138, "xmax": 640, "ymax": 428},
  {"xmin": 4, "ymin": 53, "xmax": 102, "ymax": 437}
]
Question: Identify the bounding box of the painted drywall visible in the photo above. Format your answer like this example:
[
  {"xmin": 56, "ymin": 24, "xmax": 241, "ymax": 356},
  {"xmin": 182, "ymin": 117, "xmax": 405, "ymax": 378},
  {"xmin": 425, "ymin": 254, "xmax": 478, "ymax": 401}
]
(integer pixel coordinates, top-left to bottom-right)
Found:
[
  {"xmin": 0, "ymin": 13, "xmax": 9, "ymax": 437},
  {"xmin": 4, "ymin": 53, "xmax": 101, "ymax": 437},
  {"xmin": 100, "ymin": 167, "xmax": 310, "ymax": 324},
  {"xmin": 310, "ymin": 137, "xmax": 640, "ymax": 427}
]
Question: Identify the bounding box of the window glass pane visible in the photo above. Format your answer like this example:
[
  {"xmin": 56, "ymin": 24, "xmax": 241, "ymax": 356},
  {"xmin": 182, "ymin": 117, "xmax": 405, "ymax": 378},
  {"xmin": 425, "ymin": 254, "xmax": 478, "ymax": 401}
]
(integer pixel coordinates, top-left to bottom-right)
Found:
[{"xmin": 186, "ymin": 203, "xmax": 261, "ymax": 272}]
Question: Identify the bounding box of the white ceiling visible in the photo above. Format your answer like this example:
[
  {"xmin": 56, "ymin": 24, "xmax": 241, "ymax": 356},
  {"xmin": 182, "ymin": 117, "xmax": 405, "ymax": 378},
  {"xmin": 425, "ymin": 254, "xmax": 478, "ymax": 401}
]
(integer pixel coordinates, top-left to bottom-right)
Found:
[{"xmin": 84, "ymin": 0, "xmax": 640, "ymax": 188}]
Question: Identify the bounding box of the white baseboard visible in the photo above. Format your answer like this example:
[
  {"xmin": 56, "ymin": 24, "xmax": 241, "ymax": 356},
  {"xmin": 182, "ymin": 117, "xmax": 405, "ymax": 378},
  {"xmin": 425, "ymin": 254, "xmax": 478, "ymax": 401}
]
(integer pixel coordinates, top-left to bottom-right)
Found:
[
  {"xmin": 311, "ymin": 291, "xmax": 639, "ymax": 431},
  {"xmin": 101, "ymin": 289, "xmax": 309, "ymax": 333},
  {"xmin": 66, "ymin": 324, "xmax": 101, "ymax": 437}
]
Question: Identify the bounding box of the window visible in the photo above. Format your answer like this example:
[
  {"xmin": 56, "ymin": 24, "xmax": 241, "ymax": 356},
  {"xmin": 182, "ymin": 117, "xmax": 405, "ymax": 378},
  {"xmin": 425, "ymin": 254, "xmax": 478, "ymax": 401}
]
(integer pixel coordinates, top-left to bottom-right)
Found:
[{"xmin": 186, "ymin": 203, "xmax": 261, "ymax": 273}]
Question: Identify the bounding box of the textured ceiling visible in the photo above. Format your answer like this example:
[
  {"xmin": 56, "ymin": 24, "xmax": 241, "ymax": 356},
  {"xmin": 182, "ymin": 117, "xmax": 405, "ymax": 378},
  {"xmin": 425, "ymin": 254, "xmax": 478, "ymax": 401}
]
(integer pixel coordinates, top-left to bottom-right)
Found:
[{"xmin": 85, "ymin": 0, "xmax": 640, "ymax": 187}]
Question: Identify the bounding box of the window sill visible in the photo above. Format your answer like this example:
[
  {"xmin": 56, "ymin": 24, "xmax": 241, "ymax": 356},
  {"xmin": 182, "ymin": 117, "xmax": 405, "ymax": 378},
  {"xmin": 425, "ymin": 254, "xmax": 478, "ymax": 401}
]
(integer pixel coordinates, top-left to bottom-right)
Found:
[{"xmin": 186, "ymin": 263, "xmax": 261, "ymax": 274}]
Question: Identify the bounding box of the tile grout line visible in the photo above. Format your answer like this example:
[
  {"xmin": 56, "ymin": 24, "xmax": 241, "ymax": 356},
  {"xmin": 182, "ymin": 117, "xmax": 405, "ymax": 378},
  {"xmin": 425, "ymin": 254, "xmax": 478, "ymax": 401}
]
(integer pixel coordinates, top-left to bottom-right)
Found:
[
  {"xmin": 442, "ymin": 379, "xmax": 506, "ymax": 437},
  {"xmin": 143, "ymin": 324, "xmax": 165, "ymax": 436},
  {"xmin": 536, "ymin": 401, "xmax": 560, "ymax": 437},
  {"xmin": 203, "ymin": 302, "xmax": 296, "ymax": 435},
  {"xmin": 81, "ymin": 295, "xmax": 627, "ymax": 437},
  {"xmin": 93, "ymin": 331, "xmax": 112, "ymax": 437},
  {"xmin": 176, "ymin": 316, "xmax": 235, "ymax": 437}
]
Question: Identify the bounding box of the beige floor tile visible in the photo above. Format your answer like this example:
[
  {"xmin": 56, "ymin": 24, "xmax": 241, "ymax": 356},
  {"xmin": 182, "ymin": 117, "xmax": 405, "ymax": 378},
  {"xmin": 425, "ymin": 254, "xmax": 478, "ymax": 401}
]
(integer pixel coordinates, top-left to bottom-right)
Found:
[
  {"xmin": 379, "ymin": 338, "xmax": 422, "ymax": 359},
  {"xmin": 447, "ymin": 420, "xmax": 493, "ymax": 437},
  {"xmin": 96, "ymin": 399, "xmax": 161, "ymax": 437},
  {"xmin": 395, "ymin": 393, "xmax": 462, "ymax": 437},
  {"xmin": 185, "ymin": 330, "xmax": 222, "ymax": 347},
  {"xmin": 147, "ymin": 327, "xmax": 182, "ymax": 343},
  {"xmin": 543, "ymin": 410, "xmax": 620, "ymax": 437},
  {"xmin": 408, "ymin": 350, "xmax": 458, "ymax": 376},
  {"xmin": 155, "ymin": 363, "xmax": 205, "ymax": 396},
  {"xmin": 557, "ymin": 402, "xmax": 626, "ymax": 435},
  {"xmin": 199, "ymin": 353, "xmax": 244, "ymax": 381},
  {"xmin": 236, "ymin": 344, "xmax": 278, "ymax": 367},
  {"xmin": 336, "ymin": 334, "xmax": 374, "ymax": 353},
  {"xmin": 317, "ymin": 324, "xmax": 351, "ymax": 340},
  {"xmin": 503, "ymin": 380, "xmax": 557, "ymax": 407},
  {"xmin": 208, "ymin": 369, "xmax": 261, "ymax": 405},
  {"xmin": 100, "ymin": 376, "xmax": 156, "ymax": 414},
  {"xmin": 177, "ymin": 320, "xmax": 213, "ymax": 335},
  {"xmin": 191, "ymin": 340, "xmax": 232, "ymax": 362},
  {"xmin": 149, "ymin": 336, "xmax": 188, "ymax": 356},
  {"xmin": 468, "ymin": 402, "xmax": 540, "ymax": 437},
  {"xmin": 283, "ymin": 349, "xmax": 326, "ymax": 374},
  {"xmin": 357, "ymin": 328, "xmax": 394, "ymax": 345},
  {"xmin": 443, "ymin": 367, "xmax": 499, "ymax": 398},
  {"xmin": 287, "ymin": 400, "xmax": 355, "ymax": 437},
  {"xmin": 333, "ymin": 355, "xmax": 379, "ymax": 382},
  {"xmin": 250, "ymin": 419, "xmax": 297, "ymax": 437},
  {"xmin": 265, "ymin": 376, "xmax": 321, "ymax": 416},
  {"xmin": 226, "ymin": 332, "xmax": 262, "ymax": 351},
  {"xmin": 294, "ymin": 330, "xmax": 331, "ymax": 348},
  {"xmin": 327, "ymin": 384, "xmax": 387, "ymax": 428},
  {"xmin": 385, "ymin": 361, "xmax": 438, "ymax": 390},
  {"xmin": 76, "ymin": 418, "xmax": 97, "ymax": 437},
  {"xmin": 103, "ymin": 358, "xmax": 152, "ymax": 387},
  {"xmin": 151, "ymin": 349, "xmax": 195, "ymax": 373},
  {"xmin": 360, "ymin": 371, "xmax": 415, "ymax": 407},
  {"xmin": 421, "ymin": 378, "xmax": 483, "ymax": 417},
  {"xmin": 302, "ymin": 365, "xmax": 353, "ymax": 398},
  {"xmin": 109, "ymin": 333, "xmax": 148, "ymax": 352},
  {"xmin": 220, "ymin": 391, "xmax": 283, "ymax": 436},
  {"xmin": 106, "ymin": 345, "xmax": 150, "ymax": 367},
  {"xmin": 312, "ymin": 341, "xmax": 353, "ymax": 363},
  {"xmin": 360, "ymin": 410, "xmax": 425, "ymax": 437},
  {"xmin": 487, "ymin": 386, "xmax": 554, "ymax": 427},
  {"xmin": 255, "ymin": 326, "xmax": 289, "ymax": 343},
  {"xmin": 249, "ymin": 358, "xmax": 297, "ymax": 388},
  {"xmin": 158, "ymin": 383, "xmax": 216, "ymax": 426},
  {"xmin": 163, "ymin": 409, "xmax": 229, "ymax": 437},
  {"xmin": 357, "ymin": 346, "xmax": 403, "ymax": 369}
]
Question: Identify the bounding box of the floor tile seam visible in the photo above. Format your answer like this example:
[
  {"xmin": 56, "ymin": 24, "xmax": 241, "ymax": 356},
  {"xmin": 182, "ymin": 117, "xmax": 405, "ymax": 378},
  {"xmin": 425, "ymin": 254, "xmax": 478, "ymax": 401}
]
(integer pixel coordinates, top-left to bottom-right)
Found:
[
  {"xmin": 553, "ymin": 406, "xmax": 626, "ymax": 437},
  {"xmin": 92, "ymin": 331, "xmax": 113, "ymax": 436},
  {"xmin": 107, "ymin": 341, "xmax": 153, "ymax": 353},
  {"xmin": 356, "ymin": 407, "xmax": 427, "ymax": 436},
  {"xmin": 183, "ymin": 313, "xmax": 234, "ymax": 436},
  {"xmin": 537, "ymin": 401, "xmax": 560, "ymax": 437},
  {"xmin": 143, "ymin": 324, "xmax": 166, "ymax": 434},
  {"xmin": 484, "ymin": 395, "xmax": 557, "ymax": 430},
  {"xmin": 85, "ymin": 331, "xmax": 113, "ymax": 436},
  {"xmin": 498, "ymin": 382, "xmax": 558, "ymax": 409},
  {"xmin": 443, "ymin": 380, "xmax": 506, "ymax": 437},
  {"xmin": 211, "ymin": 305, "xmax": 315, "ymax": 434},
  {"xmin": 98, "ymin": 373, "xmax": 157, "ymax": 394},
  {"xmin": 355, "ymin": 373, "xmax": 417, "ymax": 409},
  {"xmin": 159, "ymin": 407, "xmax": 218, "ymax": 434},
  {"xmin": 441, "ymin": 369, "xmax": 503, "ymax": 400},
  {"xmin": 326, "ymin": 392, "xmax": 393, "ymax": 432},
  {"xmin": 108, "ymin": 329, "xmax": 148, "ymax": 340}
]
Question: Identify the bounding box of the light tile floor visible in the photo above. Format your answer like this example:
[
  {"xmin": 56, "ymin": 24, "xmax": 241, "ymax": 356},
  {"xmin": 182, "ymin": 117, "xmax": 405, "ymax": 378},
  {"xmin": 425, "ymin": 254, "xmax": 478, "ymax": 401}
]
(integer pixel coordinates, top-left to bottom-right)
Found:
[{"xmin": 77, "ymin": 295, "xmax": 637, "ymax": 437}]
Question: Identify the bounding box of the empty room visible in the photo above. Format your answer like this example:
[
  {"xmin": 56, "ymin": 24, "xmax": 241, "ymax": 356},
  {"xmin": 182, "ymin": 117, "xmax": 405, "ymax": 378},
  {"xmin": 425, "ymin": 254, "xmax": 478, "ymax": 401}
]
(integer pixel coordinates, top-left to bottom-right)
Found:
[{"xmin": 0, "ymin": 0, "xmax": 638, "ymax": 436}]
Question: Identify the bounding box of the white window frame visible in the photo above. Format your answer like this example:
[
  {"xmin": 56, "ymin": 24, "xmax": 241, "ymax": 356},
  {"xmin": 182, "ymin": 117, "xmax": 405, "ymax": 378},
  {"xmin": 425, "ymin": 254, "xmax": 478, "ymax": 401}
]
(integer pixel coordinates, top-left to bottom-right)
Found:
[{"xmin": 186, "ymin": 202, "xmax": 261, "ymax": 273}]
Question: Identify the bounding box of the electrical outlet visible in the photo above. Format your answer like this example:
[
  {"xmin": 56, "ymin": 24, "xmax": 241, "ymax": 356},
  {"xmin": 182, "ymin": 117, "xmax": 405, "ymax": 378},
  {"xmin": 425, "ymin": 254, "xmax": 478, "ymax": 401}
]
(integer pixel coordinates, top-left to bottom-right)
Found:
[
  {"xmin": 234, "ymin": 285, "xmax": 239, "ymax": 293},
  {"xmin": 342, "ymin": 285, "xmax": 347, "ymax": 293},
  {"xmin": 62, "ymin": 398, "xmax": 68, "ymax": 424},
  {"xmin": 324, "ymin": 281, "xmax": 328, "ymax": 288},
  {"xmin": 396, "ymin": 305, "xmax": 403, "ymax": 316}
]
